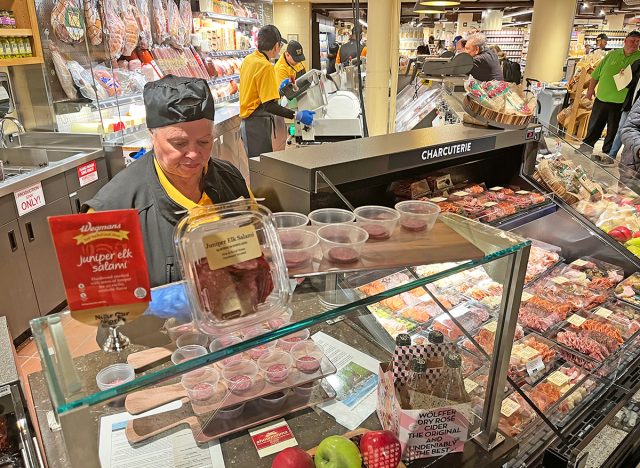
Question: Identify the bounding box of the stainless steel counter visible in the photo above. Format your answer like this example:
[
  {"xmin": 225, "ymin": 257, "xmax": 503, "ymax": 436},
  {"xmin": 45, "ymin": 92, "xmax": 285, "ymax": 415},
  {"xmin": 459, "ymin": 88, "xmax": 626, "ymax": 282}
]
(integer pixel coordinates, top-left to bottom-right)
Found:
[{"xmin": 0, "ymin": 132, "xmax": 104, "ymax": 198}]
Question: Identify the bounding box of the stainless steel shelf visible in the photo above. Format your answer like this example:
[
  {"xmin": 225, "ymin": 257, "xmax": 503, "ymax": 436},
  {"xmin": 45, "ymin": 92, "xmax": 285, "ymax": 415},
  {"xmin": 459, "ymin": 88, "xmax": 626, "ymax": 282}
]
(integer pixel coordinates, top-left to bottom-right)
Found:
[{"xmin": 201, "ymin": 11, "xmax": 260, "ymax": 24}]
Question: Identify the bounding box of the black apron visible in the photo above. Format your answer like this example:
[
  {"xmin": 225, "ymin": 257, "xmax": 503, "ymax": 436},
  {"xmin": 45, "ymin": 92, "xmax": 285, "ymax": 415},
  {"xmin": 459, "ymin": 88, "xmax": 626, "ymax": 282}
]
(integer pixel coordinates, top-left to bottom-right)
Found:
[{"xmin": 241, "ymin": 103, "xmax": 276, "ymax": 158}]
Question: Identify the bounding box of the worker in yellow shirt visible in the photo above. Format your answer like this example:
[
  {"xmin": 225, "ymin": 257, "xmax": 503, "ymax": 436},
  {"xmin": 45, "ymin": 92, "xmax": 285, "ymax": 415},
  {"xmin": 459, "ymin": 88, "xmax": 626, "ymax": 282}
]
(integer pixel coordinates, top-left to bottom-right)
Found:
[
  {"xmin": 274, "ymin": 40, "xmax": 307, "ymax": 84},
  {"xmin": 239, "ymin": 25, "xmax": 315, "ymax": 158}
]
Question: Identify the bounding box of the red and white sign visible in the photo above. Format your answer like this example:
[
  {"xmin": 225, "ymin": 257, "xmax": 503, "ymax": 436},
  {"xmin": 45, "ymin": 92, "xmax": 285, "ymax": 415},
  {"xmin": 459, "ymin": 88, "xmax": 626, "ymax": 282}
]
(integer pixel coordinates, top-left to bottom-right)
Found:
[
  {"xmin": 249, "ymin": 419, "xmax": 297, "ymax": 458},
  {"xmin": 48, "ymin": 210, "xmax": 150, "ymax": 312},
  {"xmin": 77, "ymin": 160, "xmax": 98, "ymax": 187},
  {"xmin": 14, "ymin": 182, "xmax": 46, "ymax": 216}
]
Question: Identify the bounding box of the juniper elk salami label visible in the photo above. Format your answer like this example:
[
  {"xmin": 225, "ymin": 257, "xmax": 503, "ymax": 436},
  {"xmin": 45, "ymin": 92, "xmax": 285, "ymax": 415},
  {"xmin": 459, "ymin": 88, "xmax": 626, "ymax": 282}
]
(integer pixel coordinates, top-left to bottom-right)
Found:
[{"xmin": 48, "ymin": 210, "xmax": 150, "ymax": 312}]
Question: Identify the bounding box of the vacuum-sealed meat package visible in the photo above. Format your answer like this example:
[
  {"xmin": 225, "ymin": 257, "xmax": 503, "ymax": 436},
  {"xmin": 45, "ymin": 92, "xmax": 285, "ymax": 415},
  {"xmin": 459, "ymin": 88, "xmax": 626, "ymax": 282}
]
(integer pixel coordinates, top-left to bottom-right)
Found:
[
  {"xmin": 84, "ymin": 0, "xmax": 102, "ymax": 45},
  {"xmin": 175, "ymin": 200, "xmax": 291, "ymax": 335},
  {"xmin": 103, "ymin": 0, "xmax": 126, "ymax": 59}
]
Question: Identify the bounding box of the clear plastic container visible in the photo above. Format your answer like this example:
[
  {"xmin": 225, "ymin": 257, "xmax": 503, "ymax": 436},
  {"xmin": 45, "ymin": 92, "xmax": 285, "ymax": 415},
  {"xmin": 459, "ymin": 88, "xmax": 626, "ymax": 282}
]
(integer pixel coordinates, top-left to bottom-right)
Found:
[
  {"xmin": 395, "ymin": 200, "xmax": 440, "ymax": 232},
  {"xmin": 222, "ymin": 360, "xmax": 259, "ymax": 395},
  {"xmin": 354, "ymin": 205, "xmax": 401, "ymax": 240},
  {"xmin": 293, "ymin": 381, "xmax": 317, "ymax": 398},
  {"xmin": 308, "ymin": 208, "xmax": 355, "ymax": 225},
  {"xmin": 171, "ymin": 345, "xmax": 208, "ymax": 365},
  {"xmin": 277, "ymin": 329, "xmax": 311, "ymax": 351},
  {"xmin": 181, "ymin": 367, "xmax": 221, "ymax": 402},
  {"xmin": 176, "ymin": 332, "xmax": 210, "ymax": 349},
  {"xmin": 175, "ymin": 200, "xmax": 291, "ymax": 335},
  {"xmin": 259, "ymin": 391, "xmax": 289, "ymax": 409},
  {"xmin": 317, "ymin": 224, "xmax": 368, "ymax": 264},
  {"xmin": 273, "ymin": 212, "xmax": 309, "ymax": 229},
  {"xmin": 209, "ymin": 334, "xmax": 246, "ymax": 367},
  {"xmin": 257, "ymin": 350, "xmax": 294, "ymax": 384},
  {"xmin": 96, "ymin": 363, "xmax": 135, "ymax": 390},
  {"xmin": 243, "ymin": 326, "xmax": 278, "ymax": 360},
  {"xmin": 291, "ymin": 341, "xmax": 324, "ymax": 373},
  {"xmin": 217, "ymin": 402, "xmax": 246, "ymax": 419},
  {"xmin": 278, "ymin": 229, "xmax": 319, "ymax": 269}
]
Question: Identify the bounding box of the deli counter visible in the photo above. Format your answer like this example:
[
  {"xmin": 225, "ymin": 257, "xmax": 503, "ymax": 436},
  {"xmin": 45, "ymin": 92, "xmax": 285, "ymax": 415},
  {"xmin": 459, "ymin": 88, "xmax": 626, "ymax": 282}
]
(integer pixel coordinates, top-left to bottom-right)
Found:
[{"xmin": 23, "ymin": 122, "xmax": 640, "ymax": 468}]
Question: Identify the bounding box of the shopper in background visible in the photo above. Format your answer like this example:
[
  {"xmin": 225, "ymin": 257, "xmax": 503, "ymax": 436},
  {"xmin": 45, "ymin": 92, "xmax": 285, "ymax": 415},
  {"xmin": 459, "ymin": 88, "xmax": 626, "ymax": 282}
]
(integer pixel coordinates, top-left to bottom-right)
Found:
[
  {"xmin": 491, "ymin": 45, "xmax": 522, "ymax": 84},
  {"xmin": 417, "ymin": 44, "xmax": 429, "ymax": 55},
  {"xmin": 326, "ymin": 42, "xmax": 339, "ymax": 74},
  {"xmin": 337, "ymin": 30, "xmax": 367, "ymax": 66},
  {"xmin": 275, "ymin": 40, "xmax": 307, "ymax": 84},
  {"xmin": 465, "ymin": 33, "xmax": 504, "ymax": 81},
  {"xmin": 619, "ymin": 96, "xmax": 640, "ymax": 176},
  {"xmin": 428, "ymin": 35, "xmax": 435, "ymax": 45},
  {"xmin": 84, "ymin": 76, "xmax": 250, "ymax": 287},
  {"xmin": 595, "ymin": 33, "xmax": 609, "ymax": 52},
  {"xmin": 455, "ymin": 39, "xmax": 467, "ymax": 55},
  {"xmin": 435, "ymin": 40, "xmax": 447, "ymax": 56},
  {"xmin": 583, "ymin": 31, "xmax": 640, "ymax": 160},
  {"xmin": 608, "ymin": 59, "xmax": 640, "ymax": 159},
  {"xmin": 239, "ymin": 25, "xmax": 315, "ymax": 158}
]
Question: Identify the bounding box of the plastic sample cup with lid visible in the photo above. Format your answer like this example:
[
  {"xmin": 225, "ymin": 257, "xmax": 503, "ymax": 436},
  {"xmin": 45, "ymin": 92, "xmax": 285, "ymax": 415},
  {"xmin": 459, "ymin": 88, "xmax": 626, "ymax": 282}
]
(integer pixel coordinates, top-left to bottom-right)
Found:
[
  {"xmin": 210, "ymin": 334, "xmax": 245, "ymax": 367},
  {"xmin": 291, "ymin": 340, "xmax": 324, "ymax": 374},
  {"xmin": 395, "ymin": 200, "xmax": 440, "ymax": 232},
  {"xmin": 317, "ymin": 224, "xmax": 368, "ymax": 264},
  {"xmin": 222, "ymin": 360, "xmax": 258, "ymax": 395},
  {"xmin": 278, "ymin": 229, "xmax": 319, "ymax": 269},
  {"xmin": 308, "ymin": 208, "xmax": 355, "ymax": 225},
  {"xmin": 277, "ymin": 329, "xmax": 311, "ymax": 351},
  {"xmin": 96, "ymin": 363, "xmax": 135, "ymax": 390},
  {"xmin": 273, "ymin": 212, "xmax": 309, "ymax": 229},
  {"xmin": 243, "ymin": 326, "xmax": 277, "ymax": 360},
  {"xmin": 259, "ymin": 391, "xmax": 289, "ymax": 409},
  {"xmin": 171, "ymin": 345, "xmax": 208, "ymax": 365},
  {"xmin": 354, "ymin": 205, "xmax": 400, "ymax": 240},
  {"xmin": 258, "ymin": 350, "xmax": 294, "ymax": 384},
  {"xmin": 181, "ymin": 367, "xmax": 221, "ymax": 402}
]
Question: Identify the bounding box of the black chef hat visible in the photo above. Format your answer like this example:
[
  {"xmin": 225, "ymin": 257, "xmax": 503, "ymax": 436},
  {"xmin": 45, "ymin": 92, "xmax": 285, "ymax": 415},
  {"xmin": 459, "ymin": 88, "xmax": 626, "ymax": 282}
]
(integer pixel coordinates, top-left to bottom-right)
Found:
[{"xmin": 144, "ymin": 75, "xmax": 215, "ymax": 129}]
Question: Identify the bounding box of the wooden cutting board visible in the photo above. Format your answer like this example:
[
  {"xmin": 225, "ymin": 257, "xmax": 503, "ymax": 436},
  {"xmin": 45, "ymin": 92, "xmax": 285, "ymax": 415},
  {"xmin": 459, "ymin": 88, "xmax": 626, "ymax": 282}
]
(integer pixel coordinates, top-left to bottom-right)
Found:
[
  {"xmin": 127, "ymin": 346, "xmax": 174, "ymax": 371},
  {"xmin": 125, "ymin": 382, "xmax": 188, "ymax": 415},
  {"xmin": 288, "ymin": 219, "xmax": 485, "ymax": 277}
]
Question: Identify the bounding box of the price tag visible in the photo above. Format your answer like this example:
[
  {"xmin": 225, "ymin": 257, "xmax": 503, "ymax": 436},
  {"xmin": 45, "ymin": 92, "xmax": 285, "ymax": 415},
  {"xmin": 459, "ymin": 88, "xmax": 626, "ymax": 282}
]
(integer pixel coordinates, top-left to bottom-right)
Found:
[
  {"xmin": 526, "ymin": 357, "xmax": 545, "ymax": 377},
  {"xmin": 490, "ymin": 186, "xmax": 504, "ymax": 191},
  {"xmin": 548, "ymin": 370, "xmax": 570, "ymax": 387},
  {"xmin": 571, "ymin": 259, "xmax": 588, "ymax": 267},
  {"xmin": 453, "ymin": 191, "xmax": 470, "ymax": 197},
  {"xmin": 595, "ymin": 307, "xmax": 613, "ymax": 318},
  {"xmin": 483, "ymin": 320, "xmax": 498, "ymax": 333},
  {"xmin": 521, "ymin": 291, "xmax": 533, "ymax": 302},
  {"xmin": 464, "ymin": 378, "xmax": 479, "ymax": 393},
  {"xmin": 550, "ymin": 276, "xmax": 570, "ymax": 285},
  {"xmin": 515, "ymin": 345, "xmax": 539, "ymax": 361},
  {"xmin": 567, "ymin": 314, "xmax": 586, "ymax": 327},
  {"xmin": 430, "ymin": 197, "xmax": 447, "ymax": 203},
  {"xmin": 483, "ymin": 202, "xmax": 498, "ymax": 207},
  {"xmin": 515, "ymin": 190, "xmax": 530, "ymax": 195},
  {"xmin": 501, "ymin": 398, "xmax": 521, "ymax": 418}
]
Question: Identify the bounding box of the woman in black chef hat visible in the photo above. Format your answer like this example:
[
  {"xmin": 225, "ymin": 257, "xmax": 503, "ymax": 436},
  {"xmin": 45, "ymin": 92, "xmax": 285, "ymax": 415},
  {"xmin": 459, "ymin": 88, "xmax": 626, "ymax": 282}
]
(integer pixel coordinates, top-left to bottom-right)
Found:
[{"xmin": 84, "ymin": 75, "xmax": 251, "ymax": 287}]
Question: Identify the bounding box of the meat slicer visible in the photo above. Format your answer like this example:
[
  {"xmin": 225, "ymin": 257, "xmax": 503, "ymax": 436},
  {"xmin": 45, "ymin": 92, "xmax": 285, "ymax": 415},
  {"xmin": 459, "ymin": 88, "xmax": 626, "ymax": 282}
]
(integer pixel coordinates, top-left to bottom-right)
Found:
[{"xmin": 280, "ymin": 69, "xmax": 363, "ymax": 143}]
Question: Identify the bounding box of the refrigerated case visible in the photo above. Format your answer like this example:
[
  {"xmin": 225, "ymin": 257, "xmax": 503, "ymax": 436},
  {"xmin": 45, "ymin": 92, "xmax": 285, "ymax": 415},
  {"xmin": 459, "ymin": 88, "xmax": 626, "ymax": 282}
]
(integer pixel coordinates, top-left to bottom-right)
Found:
[{"xmin": 311, "ymin": 14, "xmax": 335, "ymax": 72}]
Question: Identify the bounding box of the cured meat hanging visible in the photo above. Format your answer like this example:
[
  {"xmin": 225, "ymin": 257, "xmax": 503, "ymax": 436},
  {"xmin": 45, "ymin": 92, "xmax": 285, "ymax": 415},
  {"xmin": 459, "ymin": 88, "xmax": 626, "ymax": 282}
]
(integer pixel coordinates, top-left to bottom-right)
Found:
[
  {"xmin": 83, "ymin": 0, "xmax": 102, "ymax": 45},
  {"xmin": 151, "ymin": 0, "xmax": 169, "ymax": 45},
  {"xmin": 121, "ymin": 0, "xmax": 140, "ymax": 56},
  {"xmin": 52, "ymin": 0, "xmax": 85, "ymax": 43},
  {"xmin": 133, "ymin": 0, "xmax": 152, "ymax": 49},
  {"xmin": 102, "ymin": 0, "xmax": 126, "ymax": 59},
  {"xmin": 50, "ymin": 44, "xmax": 78, "ymax": 100},
  {"xmin": 179, "ymin": 0, "xmax": 192, "ymax": 38},
  {"xmin": 167, "ymin": 0, "xmax": 187, "ymax": 46}
]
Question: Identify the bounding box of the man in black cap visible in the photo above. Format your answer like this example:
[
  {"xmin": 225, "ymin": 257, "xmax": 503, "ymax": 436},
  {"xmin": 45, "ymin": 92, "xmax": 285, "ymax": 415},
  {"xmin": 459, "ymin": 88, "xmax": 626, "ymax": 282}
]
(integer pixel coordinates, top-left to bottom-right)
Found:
[
  {"xmin": 326, "ymin": 42, "xmax": 339, "ymax": 75},
  {"xmin": 84, "ymin": 75, "xmax": 250, "ymax": 287},
  {"xmin": 595, "ymin": 33, "xmax": 608, "ymax": 52},
  {"xmin": 275, "ymin": 40, "xmax": 307, "ymax": 84},
  {"xmin": 239, "ymin": 24, "xmax": 315, "ymax": 158}
]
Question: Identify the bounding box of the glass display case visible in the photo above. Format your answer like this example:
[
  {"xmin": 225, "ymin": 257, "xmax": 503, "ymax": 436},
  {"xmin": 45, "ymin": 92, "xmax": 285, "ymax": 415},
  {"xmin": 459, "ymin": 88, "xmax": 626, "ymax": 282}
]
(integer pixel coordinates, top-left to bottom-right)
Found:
[{"xmin": 30, "ymin": 212, "xmax": 532, "ymax": 467}]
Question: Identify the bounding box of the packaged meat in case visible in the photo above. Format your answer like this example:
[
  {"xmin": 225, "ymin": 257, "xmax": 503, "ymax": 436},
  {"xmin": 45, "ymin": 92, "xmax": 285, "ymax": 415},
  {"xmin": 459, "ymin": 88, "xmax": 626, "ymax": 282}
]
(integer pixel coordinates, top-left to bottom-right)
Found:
[
  {"xmin": 614, "ymin": 272, "xmax": 640, "ymax": 308},
  {"xmin": 175, "ymin": 200, "xmax": 290, "ymax": 335},
  {"xmin": 529, "ymin": 273, "xmax": 607, "ymax": 312},
  {"xmin": 431, "ymin": 301, "xmax": 492, "ymax": 341},
  {"xmin": 524, "ymin": 363, "xmax": 596, "ymax": 414},
  {"xmin": 590, "ymin": 300, "xmax": 640, "ymax": 335},
  {"xmin": 524, "ymin": 240, "xmax": 562, "ymax": 284},
  {"xmin": 518, "ymin": 292, "xmax": 570, "ymax": 332},
  {"xmin": 498, "ymin": 393, "xmax": 537, "ymax": 437},
  {"xmin": 551, "ymin": 257, "xmax": 624, "ymax": 291},
  {"xmin": 462, "ymin": 320, "xmax": 524, "ymax": 355},
  {"xmin": 508, "ymin": 333, "xmax": 559, "ymax": 384}
]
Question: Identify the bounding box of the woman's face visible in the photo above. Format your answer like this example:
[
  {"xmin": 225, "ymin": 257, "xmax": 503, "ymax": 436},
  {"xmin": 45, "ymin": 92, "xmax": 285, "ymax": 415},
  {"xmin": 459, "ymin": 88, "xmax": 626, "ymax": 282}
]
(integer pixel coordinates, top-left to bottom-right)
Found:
[{"xmin": 152, "ymin": 119, "xmax": 214, "ymax": 180}]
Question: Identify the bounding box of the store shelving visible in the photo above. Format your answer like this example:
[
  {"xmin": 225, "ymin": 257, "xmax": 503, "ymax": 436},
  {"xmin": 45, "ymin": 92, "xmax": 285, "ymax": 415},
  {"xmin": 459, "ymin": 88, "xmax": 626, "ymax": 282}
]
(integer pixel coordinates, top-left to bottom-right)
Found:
[
  {"xmin": 483, "ymin": 29, "xmax": 526, "ymax": 64},
  {"xmin": 583, "ymin": 29, "xmax": 626, "ymax": 50},
  {"xmin": 200, "ymin": 11, "xmax": 261, "ymax": 24}
]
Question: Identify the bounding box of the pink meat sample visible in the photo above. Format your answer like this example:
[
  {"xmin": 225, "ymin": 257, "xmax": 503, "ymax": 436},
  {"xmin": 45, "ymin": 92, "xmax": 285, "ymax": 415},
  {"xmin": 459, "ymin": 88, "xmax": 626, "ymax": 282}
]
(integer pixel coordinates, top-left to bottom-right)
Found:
[{"xmin": 194, "ymin": 255, "xmax": 274, "ymax": 321}]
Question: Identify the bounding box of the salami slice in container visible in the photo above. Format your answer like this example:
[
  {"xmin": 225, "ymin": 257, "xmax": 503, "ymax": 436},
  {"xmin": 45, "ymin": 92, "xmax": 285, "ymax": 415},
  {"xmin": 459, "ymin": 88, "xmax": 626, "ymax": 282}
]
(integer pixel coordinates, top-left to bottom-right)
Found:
[{"xmin": 175, "ymin": 200, "xmax": 291, "ymax": 336}]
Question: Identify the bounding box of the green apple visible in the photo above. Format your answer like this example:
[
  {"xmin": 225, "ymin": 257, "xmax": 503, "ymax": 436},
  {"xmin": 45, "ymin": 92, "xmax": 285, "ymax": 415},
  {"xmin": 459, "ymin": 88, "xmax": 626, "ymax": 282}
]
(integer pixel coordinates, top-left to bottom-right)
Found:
[{"xmin": 314, "ymin": 435, "xmax": 362, "ymax": 468}]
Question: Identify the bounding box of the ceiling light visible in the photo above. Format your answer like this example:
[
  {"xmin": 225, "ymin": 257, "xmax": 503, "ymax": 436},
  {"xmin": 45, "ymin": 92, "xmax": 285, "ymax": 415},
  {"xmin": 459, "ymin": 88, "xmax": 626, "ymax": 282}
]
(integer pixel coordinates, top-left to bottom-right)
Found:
[
  {"xmin": 600, "ymin": 9, "xmax": 605, "ymax": 15},
  {"xmin": 420, "ymin": 0, "xmax": 460, "ymax": 6},
  {"xmin": 502, "ymin": 9, "xmax": 533, "ymax": 18},
  {"xmin": 504, "ymin": 21, "xmax": 531, "ymax": 27},
  {"xmin": 414, "ymin": 2, "xmax": 445, "ymax": 14}
]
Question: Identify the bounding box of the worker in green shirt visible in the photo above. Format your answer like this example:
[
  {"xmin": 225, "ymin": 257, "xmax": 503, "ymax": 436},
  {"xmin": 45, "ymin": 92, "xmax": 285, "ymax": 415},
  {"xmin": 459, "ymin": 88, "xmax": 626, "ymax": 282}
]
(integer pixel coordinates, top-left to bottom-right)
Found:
[{"xmin": 584, "ymin": 30, "xmax": 640, "ymax": 160}]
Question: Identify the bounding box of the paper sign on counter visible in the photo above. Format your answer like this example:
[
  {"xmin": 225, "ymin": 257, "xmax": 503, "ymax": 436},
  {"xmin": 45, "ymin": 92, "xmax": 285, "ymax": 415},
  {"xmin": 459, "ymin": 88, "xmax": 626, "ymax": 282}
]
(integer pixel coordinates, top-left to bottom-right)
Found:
[
  {"xmin": 571, "ymin": 259, "xmax": 588, "ymax": 267},
  {"xmin": 567, "ymin": 314, "xmax": 587, "ymax": 327},
  {"xmin": 595, "ymin": 307, "xmax": 613, "ymax": 318},
  {"xmin": 14, "ymin": 182, "xmax": 45, "ymax": 216},
  {"xmin": 501, "ymin": 398, "xmax": 521, "ymax": 417},
  {"xmin": 249, "ymin": 419, "xmax": 297, "ymax": 458},
  {"xmin": 515, "ymin": 346, "xmax": 539, "ymax": 361},
  {"xmin": 548, "ymin": 371, "xmax": 570, "ymax": 387}
]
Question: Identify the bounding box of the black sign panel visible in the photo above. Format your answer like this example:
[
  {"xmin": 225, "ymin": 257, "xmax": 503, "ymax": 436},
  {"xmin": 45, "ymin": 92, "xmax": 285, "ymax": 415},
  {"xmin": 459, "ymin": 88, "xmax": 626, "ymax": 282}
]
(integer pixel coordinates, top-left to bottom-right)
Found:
[{"xmin": 388, "ymin": 136, "xmax": 497, "ymax": 170}]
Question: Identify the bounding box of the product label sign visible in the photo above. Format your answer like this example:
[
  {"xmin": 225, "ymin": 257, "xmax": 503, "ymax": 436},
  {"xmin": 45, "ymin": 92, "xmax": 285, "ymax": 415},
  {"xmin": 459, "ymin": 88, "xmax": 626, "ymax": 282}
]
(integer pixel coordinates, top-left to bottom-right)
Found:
[
  {"xmin": 388, "ymin": 137, "xmax": 496, "ymax": 170},
  {"xmin": 526, "ymin": 357, "xmax": 545, "ymax": 377},
  {"xmin": 483, "ymin": 201, "xmax": 498, "ymax": 207},
  {"xmin": 521, "ymin": 291, "xmax": 533, "ymax": 302},
  {"xmin": 567, "ymin": 314, "xmax": 586, "ymax": 327},
  {"xmin": 571, "ymin": 259, "xmax": 588, "ymax": 267},
  {"xmin": 249, "ymin": 419, "xmax": 297, "ymax": 458},
  {"xmin": 48, "ymin": 210, "xmax": 150, "ymax": 312},
  {"xmin": 401, "ymin": 407, "xmax": 469, "ymax": 459},
  {"xmin": 464, "ymin": 378, "xmax": 478, "ymax": 393},
  {"xmin": 501, "ymin": 398, "xmax": 521, "ymax": 417},
  {"xmin": 430, "ymin": 197, "xmax": 447, "ymax": 203},
  {"xmin": 77, "ymin": 160, "xmax": 98, "ymax": 187},
  {"xmin": 14, "ymin": 182, "xmax": 46, "ymax": 216},
  {"xmin": 483, "ymin": 320, "xmax": 498, "ymax": 333},
  {"xmin": 551, "ymin": 276, "xmax": 570, "ymax": 285},
  {"xmin": 490, "ymin": 186, "xmax": 504, "ymax": 191},
  {"xmin": 548, "ymin": 371, "xmax": 570, "ymax": 387},
  {"xmin": 452, "ymin": 191, "xmax": 469, "ymax": 197},
  {"xmin": 411, "ymin": 179, "xmax": 430, "ymax": 199},
  {"xmin": 203, "ymin": 225, "xmax": 261, "ymax": 270},
  {"xmin": 595, "ymin": 307, "xmax": 613, "ymax": 318},
  {"xmin": 515, "ymin": 345, "xmax": 539, "ymax": 361},
  {"xmin": 515, "ymin": 190, "xmax": 530, "ymax": 195}
]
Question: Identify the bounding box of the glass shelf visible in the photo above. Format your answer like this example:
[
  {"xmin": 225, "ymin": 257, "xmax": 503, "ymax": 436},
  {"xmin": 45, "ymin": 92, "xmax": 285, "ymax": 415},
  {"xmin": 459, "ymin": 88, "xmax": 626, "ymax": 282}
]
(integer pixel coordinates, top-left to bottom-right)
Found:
[{"xmin": 30, "ymin": 214, "xmax": 530, "ymax": 415}]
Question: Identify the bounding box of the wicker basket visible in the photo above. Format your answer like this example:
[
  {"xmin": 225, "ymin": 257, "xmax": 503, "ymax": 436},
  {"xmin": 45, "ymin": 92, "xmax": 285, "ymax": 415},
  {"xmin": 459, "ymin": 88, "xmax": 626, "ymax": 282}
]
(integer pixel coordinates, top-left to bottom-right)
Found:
[
  {"xmin": 536, "ymin": 160, "xmax": 581, "ymax": 205},
  {"xmin": 463, "ymin": 94, "xmax": 533, "ymax": 128}
]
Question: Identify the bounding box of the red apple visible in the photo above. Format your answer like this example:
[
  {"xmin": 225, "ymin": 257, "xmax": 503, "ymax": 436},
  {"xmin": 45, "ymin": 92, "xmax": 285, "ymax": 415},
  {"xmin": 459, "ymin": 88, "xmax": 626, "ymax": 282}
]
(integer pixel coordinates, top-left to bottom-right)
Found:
[
  {"xmin": 359, "ymin": 430, "xmax": 402, "ymax": 468},
  {"xmin": 272, "ymin": 447, "xmax": 314, "ymax": 468},
  {"xmin": 634, "ymin": 232, "xmax": 640, "ymax": 238}
]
